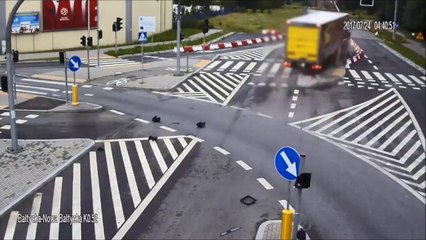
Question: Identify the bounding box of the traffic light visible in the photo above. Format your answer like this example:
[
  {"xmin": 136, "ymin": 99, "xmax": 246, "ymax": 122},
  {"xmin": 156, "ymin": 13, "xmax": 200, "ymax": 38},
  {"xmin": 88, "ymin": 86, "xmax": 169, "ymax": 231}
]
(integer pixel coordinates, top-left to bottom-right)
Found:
[
  {"xmin": 179, "ymin": 32, "xmax": 184, "ymax": 42},
  {"xmin": 112, "ymin": 22, "xmax": 117, "ymax": 32},
  {"xmin": 1, "ymin": 76, "xmax": 7, "ymax": 93},
  {"xmin": 360, "ymin": 0, "xmax": 374, "ymax": 7},
  {"xmin": 203, "ymin": 19, "xmax": 209, "ymax": 34},
  {"xmin": 116, "ymin": 17, "xmax": 123, "ymax": 31},
  {"xmin": 12, "ymin": 50, "xmax": 19, "ymax": 62},
  {"xmin": 59, "ymin": 51, "xmax": 65, "ymax": 64},
  {"xmin": 87, "ymin": 37, "xmax": 93, "ymax": 47},
  {"xmin": 294, "ymin": 173, "xmax": 311, "ymax": 189},
  {"xmin": 80, "ymin": 35, "xmax": 86, "ymax": 46},
  {"xmin": 98, "ymin": 29, "xmax": 103, "ymax": 39}
]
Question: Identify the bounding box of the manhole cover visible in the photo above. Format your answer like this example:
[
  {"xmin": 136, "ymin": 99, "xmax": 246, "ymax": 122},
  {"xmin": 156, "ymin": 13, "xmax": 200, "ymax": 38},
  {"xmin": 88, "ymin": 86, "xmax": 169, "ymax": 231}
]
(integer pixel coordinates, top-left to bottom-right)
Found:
[{"xmin": 240, "ymin": 195, "xmax": 256, "ymax": 206}]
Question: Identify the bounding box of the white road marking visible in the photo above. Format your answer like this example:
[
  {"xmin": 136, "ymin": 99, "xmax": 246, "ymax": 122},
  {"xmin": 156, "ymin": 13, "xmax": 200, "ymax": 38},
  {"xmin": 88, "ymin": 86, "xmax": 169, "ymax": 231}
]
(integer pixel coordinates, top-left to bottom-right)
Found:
[
  {"xmin": 409, "ymin": 75, "xmax": 424, "ymax": 85},
  {"xmin": 399, "ymin": 141, "xmax": 422, "ymax": 165},
  {"xmin": 268, "ymin": 63, "xmax": 281, "ymax": 78},
  {"xmin": 361, "ymin": 71, "xmax": 373, "ymax": 79},
  {"xmin": 20, "ymin": 78, "xmax": 66, "ymax": 85},
  {"xmin": 16, "ymin": 119, "xmax": 27, "ymax": 124},
  {"xmin": 84, "ymin": 93, "xmax": 95, "ymax": 97},
  {"xmin": 193, "ymin": 76, "xmax": 225, "ymax": 101},
  {"xmin": 178, "ymin": 137, "xmax": 188, "ymax": 148},
  {"xmin": 397, "ymin": 74, "xmax": 414, "ymax": 84},
  {"xmin": 218, "ymin": 61, "xmax": 234, "ymax": 71},
  {"xmin": 0, "ymin": 112, "xmax": 10, "ymax": 116},
  {"xmin": 26, "ymin": 193, "xmax": 42, "ymax": 239},
  {"xmin": 353, "ymin": 105, "xmax": 404, "ymax": 143},
  {"xmin": 160, "ymin": 126, "xmax": 177, "ymax": 132},
  {"xmin": 243, "ymin": 62, "xmax": 257, "ymax": 72},
  {"xmin": 290, "ymin": 103, "xmax": 296, "ymax": 109},
  {"xmin": 4, "ymin": 211, "xmax": 19, "ymax": 240},
  {"xmin": 104, "ymin": 142, "xmax": 125, "ymax": 228},
  {"xmin": 420, "ymin": 76, "xmax": 426, "ymax": 81},
  {"xmin": 288, "ymin": 112, "xmax": 294, "ymax": 118},
  {"xmin": 389, "ymin": 129, "xmax": 416, "ymax": 155},
  {"xmin": 230, "ymin": 61, "xmax": 245, "ymax": 72},
  {"xmin": 365, "ymin": 112, "xmax": 409, "ymax": 147},
  {"xmin": 150, "ymin": 140, "xmax": 168, "ymax": 173},
  {"xmin": 256, "ymin": 62, "xmax": 269, "ymax": 73},
  {"xmin": 269, "ymin": 82, "xmax": 277, "ymax": 87},
  {"xmin": 341, "ymin": 100, "xmax": 399, "ymax": 140},
  {"xmin": 17, "ymin": 84, "xmax": 60, "ymax": 92},
  {"xmin": 119, "ymin": 141, "xmax": 141, "ymax": 208},
  {"xmin": 292, "ymin": 96, "xmax": 298, "ymax": 101},
  {"xmin": 257, "ymin": 178, "xmax": 274, "ymax": 190},
  {"xmin": 349, "ymin": 69, "xmax": 360, "ymax": 78},
  {"xmin": 257, "ymin": 112, "xmax": 273, "ymax": 119},
  {"xmin": 214, "ymin": 146, "xmax": 230, "ymax": 155},
  {"xmin": 409, "ymin": 153, "xmax": 426, "ymax": 176},
  {"xmin": 103, "ymin": 87, "xmax": 114, "ymax": 90},
  {"xmin": 16, "ymin": 89, "xmax": 47, "ymax": 95},
  {"xmin": 25, "ymin": 114, "xmax": 39, "ymax": 119},
  {"xmin": 134, "ymin": 141, "xmax": 155, "ymax": 189},
  {"xmin": 182, "ymin": 83, "xmax": 195, "ymax": 92},
  {"xmin": 49, "ymin": 177, "xmax": 63, "ymax": 240},
  {"xmin": 204, "ymin": 60, "xmax": 222, "ymax": 70},
  {"xmin": 81, "ymin": 84, "xmax": 92, "ymax": 88},
  {"xmin": 188, "ymin": 79, "xmax": 218, "ymax": 103},
  {"xmin": 278, "ymin": 200, "xmax": 295, "ymax": 211},
  {"xmin": 377, "ymin": 121, "xmax": 412, "ymax": 150},
  {"xmin": 213, "ymin": 72, "xmax": 238, "ymax": 87},
  {"xmin": 222, "ymin": 75, "xmax": 249, "ymax": 106},
  {"xmin": 373, "ymin": 66, "xmax": 378, "ymax": 70},
  {"xmin": 164, "ymin": 138, "xmax": 178, "ymax": 160},
  {"xmin": 235, "ymin": 160, "xmax": 252, "ymax": 170},
  {"xmin": 293, "ymin": 89, "xmax": 299, "ymax": 95},
  {"xmin": 413, "ymin": 87, "xmax": 421, "ymax": 90},
  {"xmin": 72, "ymin": 164, "xmax": 81, "ymax": 240},
  {"xmin": 109, "ymin": 109, "xmax": 125, "ymax": 115},
  {"xmin": 89, "ymin": 152, "xmax": 105, "ymax": 240},
  {"xmin": 135, "ymin": 118, "xmax": 149, "ymax": 124},
  {"xmin": 368, "ymin": 60, "xmax": 373, "ymax": 64},
  {"xmin": 385, "ymin": 73, "xmax": 401, "ymax": 84},
  {"xmin": 201, "ymin": 74, "xmax": 231, "ymax": 94},
  {"xmin": 230, "ymin": 105, "xmax": 246, "ymax": 111}
]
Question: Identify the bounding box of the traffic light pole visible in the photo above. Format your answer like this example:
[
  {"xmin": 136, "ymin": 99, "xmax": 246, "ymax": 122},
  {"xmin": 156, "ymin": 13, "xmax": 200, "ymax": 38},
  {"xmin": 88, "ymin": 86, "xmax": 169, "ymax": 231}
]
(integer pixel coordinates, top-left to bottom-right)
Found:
[
  {"xmin": 176, "ymin": 1, "xmax": 181, "ymax": 76},
  {"xmin": 87, "ymin": 0, "xmax": 91, "ymax": 81},
  {"xmin": 392, "ymin": 0, "xmax": 397, "ymax": 40},
  {"xmin": 97, "ymin": 4, "xmax": 100, "ymax": 67},
  {"xmin": 5, "ymin": 0, "xmax": 24, "ymax": 153},
  {"xmin": 115, "ymin": 23, "xmax": 118, "ymax": 57},
  {"xmin": 292, "ymin": 154, "xmax": 306, "ymax": 240},
  {"xmin": 64, "ymin": 52, "xmax": 69, "ymax": 103}
]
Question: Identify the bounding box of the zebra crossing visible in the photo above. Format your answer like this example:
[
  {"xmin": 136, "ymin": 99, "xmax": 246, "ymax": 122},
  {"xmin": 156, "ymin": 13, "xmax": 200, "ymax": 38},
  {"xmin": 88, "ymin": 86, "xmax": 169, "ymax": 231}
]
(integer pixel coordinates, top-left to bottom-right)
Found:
[
  {"xmin": 0, "ymin": 136, "xmax": 199, "ymax": 240},
  {"xmin": 289, "ymin": 88, "xmax": 425, "ymax": 203},
  {"xmin": 201, "ymin": 59, "xmax": 283, "ymax": 77},
  {"xmin": 219, "ymin": 48, "xmax": 263, "ymax": 61},
  {"xmin": 12, "ymin": 78, "xmax": 96, "ymax": 97},
  {"xmin": 81, "ymin": 58, "xmax": 139, "ymax": 68},
  {"xmin": 342, "ymin": 69, "xmax": 426, "ymax": 91}
]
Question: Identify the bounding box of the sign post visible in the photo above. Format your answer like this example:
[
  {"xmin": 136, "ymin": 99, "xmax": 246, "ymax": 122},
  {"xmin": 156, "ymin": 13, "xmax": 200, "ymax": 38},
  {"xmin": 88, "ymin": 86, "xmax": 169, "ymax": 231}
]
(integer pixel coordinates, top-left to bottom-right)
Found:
[
  {"xmin": 68, "ymin": 56, "xmax": 81, "ymax": 106},
  {"xmin": 275, "ymin": 146, "xmax": 301, "ymax": 240},
  {"xmin": 64, "ymin": 52, "xmax": 69, "ymax": 103},
  {"xmin": 138, "ymin": 31, "xmax": 148, "ymax": 71}
]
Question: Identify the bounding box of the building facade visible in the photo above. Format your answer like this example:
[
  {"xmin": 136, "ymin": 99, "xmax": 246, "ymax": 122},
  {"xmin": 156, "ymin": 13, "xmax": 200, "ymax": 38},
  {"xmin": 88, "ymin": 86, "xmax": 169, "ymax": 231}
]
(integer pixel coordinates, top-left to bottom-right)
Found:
[{"xmin": 0, "ymin": 0, "xmax": 173, "ymax": 53}]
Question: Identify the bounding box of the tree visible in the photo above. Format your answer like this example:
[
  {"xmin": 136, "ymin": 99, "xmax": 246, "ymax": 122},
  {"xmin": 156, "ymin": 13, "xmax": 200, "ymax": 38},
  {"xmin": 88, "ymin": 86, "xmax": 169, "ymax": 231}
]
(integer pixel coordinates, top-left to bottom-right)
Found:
[{"xmin": 402, "ymin": 0, "xmax": 426, "ymax": 33}]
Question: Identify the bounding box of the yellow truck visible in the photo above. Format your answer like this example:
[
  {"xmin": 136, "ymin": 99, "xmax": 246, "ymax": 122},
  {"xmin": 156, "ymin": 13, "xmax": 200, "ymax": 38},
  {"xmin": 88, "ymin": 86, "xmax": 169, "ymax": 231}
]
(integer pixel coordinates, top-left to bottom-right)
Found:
[{"xmin": 284, "ymin": 10, "xmax": 350, "ymax": 73}]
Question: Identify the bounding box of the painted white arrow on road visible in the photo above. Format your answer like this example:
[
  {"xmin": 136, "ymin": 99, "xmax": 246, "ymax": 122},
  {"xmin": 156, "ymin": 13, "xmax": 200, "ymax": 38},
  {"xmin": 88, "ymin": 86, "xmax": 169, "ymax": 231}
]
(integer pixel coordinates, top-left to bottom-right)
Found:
[
  {"xmin": 70, "ymin": 59, "xmax": 79, "ymax": 69},
  {"xmin": 280, "ymin": 151, "xmax": 297, "ymax": 177}
]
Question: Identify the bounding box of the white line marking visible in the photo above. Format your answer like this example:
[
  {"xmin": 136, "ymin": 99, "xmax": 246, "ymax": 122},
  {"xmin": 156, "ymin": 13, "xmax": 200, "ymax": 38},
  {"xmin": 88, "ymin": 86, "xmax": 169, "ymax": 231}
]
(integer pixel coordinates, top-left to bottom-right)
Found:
[
  {"xmin": 26, "ymin": 193, "xmax": 42, "ymax": 239},
  {"xmin": 160, "ymin": 126, "xmax": 177, "ymax": 132},
  {"xmin": 409, "ymin": 75, "xmax": 424, "ymax": 85},
  {"xmin": 134, "ymin": 141, "xmax": 155, "ymax": 189},
  {"xmin": 368, "ymin": 60, "xmax": 373, "ymax": 64},
  {"xmin": 164, "ymin": 138, "xmax": 178, "ymax": 160},
  {"xmin": 178, "ymin": 137, "xmax": 187, "ymax": 148},
  {"xmin": 213, "ymin": 72, "xmax": 238, "ymax": 87},
  {"xmin": 182, "ymin": 83, "xmax": 195, "ymax": 92},
  {"xmin": 420, "ymin": 76, "xmax": 426, "ymax": 81},
  {"xmin": 288, "ymin": 112, "xmax": 294, "ymax": 118},
  {"xmin": 150, "ymin": 140, "xmax": 169, "ymax": 173},
  {"xmin": 353, "ymin": 105, "xmax": 404, "ymax": 143},
  {"xmin": 187, "ymin": 79, "xmax": 218, "ymax": 103},
  {"xmin": 257, "ymin": 178, "xmax": 274, "ymax": 190},
  {"xmin": 377, "ymin": 121, "xmax": 412, "ymax": 151},
  {"xmin": 235, "ymin": 160, "xmax": 252, "ymax": 170},
  {"xmin": 20, "ymin": 78, "xmax": 67, "ymax": 85},
  {"xmin": 349, "ymin": 69, "xmax": 360, "ymax": 78},
  {"xmin": 373, "ymin": 72, "xmax": 387, "ymax": 81},
  {"xmin": 292, "ymin": 96, "xmax": 298, "ymax": 101},
  {"xmin": 205, "ymin": 73, "xmax": 234, "ymax": 91},
  {"xmin": 385, "ymin": 73, "xmax": 401, "ymax": 83},
  {"xmin": 4, "ymin": 211, "xmax": 18, "ymax": 240},
  {"xmin": 193, "ymin": 76, "xmax": 225, "ymax": 101},
  {"xmin": 17, "ymin": 84, "xmax": 60, "ymax": 92},
  {"xmin": 290, "ymin": 103, "xmax": 296, "ymax": 109},
  {"xmin": 268, "ymin": 63, "xmax": 281, "ymax": 77},
  {"xmin": 200, "ymin": 74, "xmax": 230, "ymax": 96},
  {"xmin": 293, "ymin": 89, "xmax": 299, "ymax": 95},
  {"xmin": 408, "ymin": 153, "xmax": 426, "ymax": 172},
  {"xmin": 243, "ymin": 62, "xmax": 257, "ymax": 72},
  {"xmin": 109, "ymin": 109, "xmax": 125, "ymax": 115},
  {"xmin": 49, "ymin": 177, "xmax": 63, "ymax": 239},
  {"xmin": 119, "ymin": 141, "xmax": 141, "ymax": 208},
  {"xmin": 103, "ymin": 87, "xmax": 114, "ymax": 90},
  {"xmin": 365, "ymin": 113, "xmax": 409, "ymax": 147},
  {"xmin": 104, "ymin": 141, "xmax": 125, "ymax": 228},
  {"xmin": 399, "ymin": 141, "xmax": 422, "ymax": 165},
  {"xmin": 361, "ymin": 71, "xmax": 373, "ymax": 79},
  {"xmin": 113, "ymin": 139, "xmax": 198, "ymax": 239},
  {"xmin": 222, "ymin": 75, "xmax": 249, "ymax": 106},
  {"xmin": 81, "ymin": 84, "xmax": 92, "ymax": 88},
  {"xmin": 218, "ymin": 61, "xmax": 234, "ymax": 71},
  {"xmin": 214, "ymin": 146, "xmax": 230, "ymax": 155},
  {"xmin": 72, "ymin": 164, "xmax": 81, "ymax": 240},
  {"xmin": 341, "ymin": 100, "xmax": 399, "ymax": 140},
  {"xmin": 84, "ymin": 93, "xmax": 94, "ymax": 97},
  {"xmin": 16, "ymin": 119, "xmax": 27, "ymax": 124},
  {"xmin": 256, "ymin": 62, "xmax": 269, "ymax": 73},
  {"xmin": 373, "ymin": 66, "xmax": 378, "ymax": 70},
  {"xmin": 278, "ymin": 200, "xmax": 295, "ymax": 211},
  {"xmin": 90, "ymin": 152, "xmax": 105, "ymax": 240},
  {"xmin": 230, "ymin": 105, "xmax": 246, "ymax": 111},
  {"xmin": 135, "ymin": 118, "xmax": 149, "ymax": 124},
  {"xmin": 257, "ymin": 112, "xmax": 273, "ymax": 119},
  {"xmin": 389, "ymin": 129, "xmax": 416, "ymax": 155},
  {"xmin": 402, "ymin": 179, "xmax": 425, "ymax": 189},
  {"xmin": 25, "ymin": 114, "xmax": 38, "ymax": 119},
  {"xmin": 397, "ymin": 74, "xmax": 414, "ymax": 84},
  {"xmin": 204, "ymin": 60, "xmax": 222, "ymax": 70},
  {"xmin": 16, "ymin": 89, "xmax": 47, "ymax": 95},
  {"xmin": 0, "ymin": 112, "xmax": 10, "ymax": 116}
]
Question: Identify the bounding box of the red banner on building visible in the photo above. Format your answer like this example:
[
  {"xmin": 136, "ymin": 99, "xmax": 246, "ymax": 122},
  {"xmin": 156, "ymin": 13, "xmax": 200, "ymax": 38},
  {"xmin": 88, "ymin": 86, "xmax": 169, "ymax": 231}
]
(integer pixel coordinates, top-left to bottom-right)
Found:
[{"xmin": 42, "ymin": 0, "xmax": 97, "ymax": 31}]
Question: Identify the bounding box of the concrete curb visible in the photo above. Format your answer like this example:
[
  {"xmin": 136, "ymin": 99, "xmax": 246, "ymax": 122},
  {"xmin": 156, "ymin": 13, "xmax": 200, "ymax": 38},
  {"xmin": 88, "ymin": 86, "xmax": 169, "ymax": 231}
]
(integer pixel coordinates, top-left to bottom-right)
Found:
[
  {"xmin": 15, "ymin": 101, "xmax": 103, "ymax": 113},
  {"xmin": 255, "ymin": 220, "xmax": 311, "ymax": 240},
  {"xmin": 0, "ymin": 138, "xmax": 95, "ymax": 218}
]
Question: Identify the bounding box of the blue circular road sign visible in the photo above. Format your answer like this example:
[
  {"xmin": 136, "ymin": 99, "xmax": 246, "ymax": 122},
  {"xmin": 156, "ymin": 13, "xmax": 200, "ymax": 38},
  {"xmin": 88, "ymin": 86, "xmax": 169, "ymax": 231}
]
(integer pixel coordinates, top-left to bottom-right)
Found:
[
  {"xmin": 274, "ymin": 146, "xmax": 301, "ymax": 181},
  {"xmin": 68, "ymin": 56, "xmax": 81, "ymax": 72}
]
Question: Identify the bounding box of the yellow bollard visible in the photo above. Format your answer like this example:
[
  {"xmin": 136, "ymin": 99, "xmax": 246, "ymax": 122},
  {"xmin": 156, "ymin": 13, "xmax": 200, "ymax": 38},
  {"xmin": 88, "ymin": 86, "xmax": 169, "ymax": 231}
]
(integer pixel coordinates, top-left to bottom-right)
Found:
[
  {"xmin": 281, "ymin": 209, "xmax": 293, "ymax": 240},
  {"xmin": 72, "ymin": 84, "xmax": 79, "ymax": 106}
]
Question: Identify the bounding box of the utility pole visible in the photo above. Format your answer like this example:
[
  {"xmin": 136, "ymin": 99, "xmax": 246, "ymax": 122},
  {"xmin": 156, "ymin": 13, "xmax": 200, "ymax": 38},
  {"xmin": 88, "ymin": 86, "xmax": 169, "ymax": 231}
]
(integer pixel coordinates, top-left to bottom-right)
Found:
[
  {"xmin": 175, "ymin": 0, "xmax": 181, "ymax": 76},
  {"xmin": 5, "ymin": 0, "xmax": 25, "ymax": 152},
  {"xmin": 392, "ymin": 0, "xmax": 397, "ymax": 40},
  {"xmin": 87, "ymin": 0, "xmax": 91, "ymax": 81}
]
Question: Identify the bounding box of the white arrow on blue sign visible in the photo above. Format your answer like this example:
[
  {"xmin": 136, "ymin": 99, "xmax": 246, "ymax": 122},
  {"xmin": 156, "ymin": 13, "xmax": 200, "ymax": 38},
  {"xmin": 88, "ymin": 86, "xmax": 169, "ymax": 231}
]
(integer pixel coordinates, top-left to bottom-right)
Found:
[
  {"xmin": 68, "ymin": 56, "xmax": 81, "ymax": 72},
  {"xmin": 274, "ymin": 146, "xmax": 301, "ymax": 181},
  {"xmin": 138, "ymin": 31, "xmax": 148, "ymax": 43}
]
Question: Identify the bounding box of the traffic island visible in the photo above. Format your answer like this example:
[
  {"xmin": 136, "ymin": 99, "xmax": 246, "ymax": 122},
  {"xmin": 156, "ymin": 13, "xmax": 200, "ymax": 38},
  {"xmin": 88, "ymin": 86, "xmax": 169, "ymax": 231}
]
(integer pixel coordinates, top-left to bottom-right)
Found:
[
  {"xmin": 0, "ymin": 138, "xmax": 94, "ymax": 217},
  {"xmin": 255, "ymin": 220, "xmax": 310, "ymax": 240}
]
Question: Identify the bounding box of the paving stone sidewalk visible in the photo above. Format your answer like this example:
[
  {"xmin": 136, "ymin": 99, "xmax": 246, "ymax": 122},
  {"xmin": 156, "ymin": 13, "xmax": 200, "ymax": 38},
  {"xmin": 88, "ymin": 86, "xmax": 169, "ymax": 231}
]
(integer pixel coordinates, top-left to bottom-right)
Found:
[{"xmin": 0, "ymin": 138, "xmax": 94, "ymax": 217}]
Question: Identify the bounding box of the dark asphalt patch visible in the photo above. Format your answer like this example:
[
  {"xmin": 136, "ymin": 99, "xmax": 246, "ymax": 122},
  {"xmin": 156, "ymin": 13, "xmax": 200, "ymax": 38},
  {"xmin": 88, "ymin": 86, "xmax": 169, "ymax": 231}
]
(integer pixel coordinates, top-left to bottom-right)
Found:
[{"xmin": 14, "ymin": 97, "xmax": 65, "ymax": 110}]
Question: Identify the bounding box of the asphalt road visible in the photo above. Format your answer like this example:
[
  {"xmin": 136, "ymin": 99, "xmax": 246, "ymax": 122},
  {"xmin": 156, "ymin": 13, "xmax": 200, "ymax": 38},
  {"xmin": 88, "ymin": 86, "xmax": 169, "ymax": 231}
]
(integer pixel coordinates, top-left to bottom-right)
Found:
[{"xmin": 1, "ymin": 31, "xmax": 425, "ymax": 239}]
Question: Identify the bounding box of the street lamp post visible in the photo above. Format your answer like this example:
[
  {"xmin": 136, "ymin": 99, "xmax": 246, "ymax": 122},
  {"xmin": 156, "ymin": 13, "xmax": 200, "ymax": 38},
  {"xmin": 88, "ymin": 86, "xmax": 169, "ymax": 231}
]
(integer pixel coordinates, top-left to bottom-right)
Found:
[
  {"xmin": 393, "ymin": 0, "xmax": 398, "ymax": 40},
  {"xmin": 5, "ymin": 0, "xmax": 25, "ymax": 152}
]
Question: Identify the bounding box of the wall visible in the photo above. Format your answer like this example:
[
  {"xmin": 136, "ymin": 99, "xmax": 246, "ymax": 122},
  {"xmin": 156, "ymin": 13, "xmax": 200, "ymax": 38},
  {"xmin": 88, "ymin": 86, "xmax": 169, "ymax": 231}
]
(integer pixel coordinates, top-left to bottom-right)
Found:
[{"xmin": 3, "ymin": 0, "xmax": 172, "ymax": 53}]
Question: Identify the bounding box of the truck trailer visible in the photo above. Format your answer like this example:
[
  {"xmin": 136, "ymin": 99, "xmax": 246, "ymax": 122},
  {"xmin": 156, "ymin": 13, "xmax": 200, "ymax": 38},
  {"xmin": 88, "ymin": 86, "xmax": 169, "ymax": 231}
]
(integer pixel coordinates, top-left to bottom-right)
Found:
[{"xmin": 284, "ymin": 10, "xmax": 350, "ymax": 73}]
